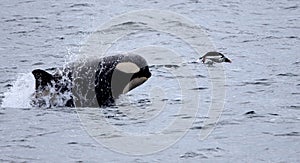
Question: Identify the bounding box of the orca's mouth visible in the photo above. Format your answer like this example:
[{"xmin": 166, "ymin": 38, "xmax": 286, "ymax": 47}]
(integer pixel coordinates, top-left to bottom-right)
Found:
[{"xmin": 122, "ymin": 77, "xmax": 149, "ymax": 94}]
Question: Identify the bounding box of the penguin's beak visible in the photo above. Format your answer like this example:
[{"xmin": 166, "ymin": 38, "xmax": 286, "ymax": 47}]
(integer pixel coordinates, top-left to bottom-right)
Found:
[{"xmin": 225, "ymin": 58, "xmax": 231, "ymax": 63}]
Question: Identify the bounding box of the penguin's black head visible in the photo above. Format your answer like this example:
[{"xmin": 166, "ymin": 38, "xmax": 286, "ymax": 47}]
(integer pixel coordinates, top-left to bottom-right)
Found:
[
  {"xmin": 218, "ymin": 52, "xmax": 231, "ymax": 63},
  {"xmin": 218, "ymin": 52, "xmax": 225, "ymax": 58}
]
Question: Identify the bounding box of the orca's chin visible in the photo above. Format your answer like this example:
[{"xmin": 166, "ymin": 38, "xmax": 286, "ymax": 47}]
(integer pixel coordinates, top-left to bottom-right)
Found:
[{"xmin": 122, "ymin": 77, "xmax": 149, "ymax": 94}]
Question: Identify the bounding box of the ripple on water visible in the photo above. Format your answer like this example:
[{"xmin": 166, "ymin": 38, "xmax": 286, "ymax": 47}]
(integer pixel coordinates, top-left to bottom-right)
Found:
[
  {"xmin": 263, "ymin": 131, "xmax": 300, "ymax": 137},
  {"xmin": 282, "ymin": 5, "xmax": 299, "ymax": 10},
  {"xmin": 17, "ymin": 145, "xmax": 36, "ymax": 149},
  {"xmin": 274, "ymin": 132, "xmax": 300, "ymax": 137},
  {"xmin": 67, "ymin": 141, "xmax": 78, "ymax": 145},
  {"xmin": 242, "ymin": 81, "xmax": 272, "ymax": 86},
  {"xmin": 243, "ymin": 111, "xmax": 266, "ymax": 118},
  {"xmin": 276, "ymin": 73, "xmax": 298, "ymax": 77},
  {"xmin": 32, "ymin": 62, "xmax": 44, "ymax": 66},
  {"xmin": 244, "ymin": 110, "xmax": 256, "ymax": 115},
  {"xmin": 190, "ymin": 126, "xmax": 202, "ymax": 130},
  {"xmin": 69, "ymin": 3, "xmax": 94, "ymax": 8},
  {"xmin": 267, "ymin": 113, "xmax": 279, "ymax": 116},
  {"xmin": 287, "ymin": 105, "xmax": 300, "ymax": 110},
  {"xmin": 4, "ymin": 84, "xmax": 13, "ymax": 88},
  {"xmin": 293, "ymin": 61, "xmax": 300, "ymax": 65},
  {"xmin": 190, "ymin": 87, "xmax": 208, "ymax": 90},
  {"xmin": 149, "ymin": 64, "xmax": 180, "ymax": 69},
  {"xmin": 180, "ymin": 147, "xmax": 225, "ymax": 159},
  {"xmin": 19, "ymin": 60, "xmax": 29, "ymax": 63},
  {"xmin": 180, "ymin": 152, "xmax": 208, "ymax": 159}
]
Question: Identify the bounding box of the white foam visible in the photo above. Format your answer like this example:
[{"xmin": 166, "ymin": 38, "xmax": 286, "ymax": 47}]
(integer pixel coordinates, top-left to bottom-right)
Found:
[{"xmin": 1, "ymin": 73, "xmax": 35, "ymax": 108}]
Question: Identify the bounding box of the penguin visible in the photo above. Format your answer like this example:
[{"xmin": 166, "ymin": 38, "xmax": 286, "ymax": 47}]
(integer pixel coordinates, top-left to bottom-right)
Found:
[
  {"xmin": 31, "ymin": 54, "xmax": 151, "ymax": 107},
  {"xmin": 197, "ymin": 51, "xmax": 231, "ymax": 65}
]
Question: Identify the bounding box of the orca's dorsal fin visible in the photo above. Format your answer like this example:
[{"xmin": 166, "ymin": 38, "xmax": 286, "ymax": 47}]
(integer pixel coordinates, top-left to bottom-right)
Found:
[{"xmin": 32, "ymin": 69, "xmax": 55, "ymax": 89}]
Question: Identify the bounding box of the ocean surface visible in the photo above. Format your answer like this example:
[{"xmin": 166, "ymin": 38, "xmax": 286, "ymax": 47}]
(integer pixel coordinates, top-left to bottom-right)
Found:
[{"xmin": 0, "ymin": 0, "xmax": 299, "ymax": 162}]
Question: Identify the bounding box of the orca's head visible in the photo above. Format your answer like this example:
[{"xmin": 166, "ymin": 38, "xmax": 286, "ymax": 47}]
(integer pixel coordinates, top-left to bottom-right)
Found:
[
  {"xmin": 31, "ymin": 69, "xmax": 73, "ymax": 107},
  {"xmin": 111, "ymin": 54, "xmax": 151, "ymax": 97}
]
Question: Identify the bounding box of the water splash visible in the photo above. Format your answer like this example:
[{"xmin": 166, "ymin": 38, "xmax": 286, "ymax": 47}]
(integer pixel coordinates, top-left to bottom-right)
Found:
[
  {"xmin": 2, "ymin": 68, "xmax": 74, "ymax": 108},
  {"xmin": 1, "ymin": 73, "xmax": 35, "ymax": 108}
]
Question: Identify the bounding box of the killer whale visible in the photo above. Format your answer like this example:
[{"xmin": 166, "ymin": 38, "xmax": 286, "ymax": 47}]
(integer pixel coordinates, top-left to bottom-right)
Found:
[{"xmin": 31, "ymin": 54, "xmax": 151, "ymax": 107}]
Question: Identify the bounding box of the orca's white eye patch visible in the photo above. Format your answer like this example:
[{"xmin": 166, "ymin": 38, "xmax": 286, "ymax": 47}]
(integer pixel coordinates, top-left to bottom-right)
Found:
[{"xmin": 116, "ymin": 62, "xmax": 140, "ymax": 73}]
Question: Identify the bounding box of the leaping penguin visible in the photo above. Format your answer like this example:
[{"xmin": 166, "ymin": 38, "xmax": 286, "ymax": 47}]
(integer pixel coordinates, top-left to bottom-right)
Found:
[{"xmin": 197, "ymin": 51, "xmax": 231, "ymax": 65}]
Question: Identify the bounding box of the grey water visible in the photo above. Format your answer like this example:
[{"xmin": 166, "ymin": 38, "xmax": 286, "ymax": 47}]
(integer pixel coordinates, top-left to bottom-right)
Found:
[{"xmin": 0, "ymin": 0, "xmax": 300, "ymax": 162}]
